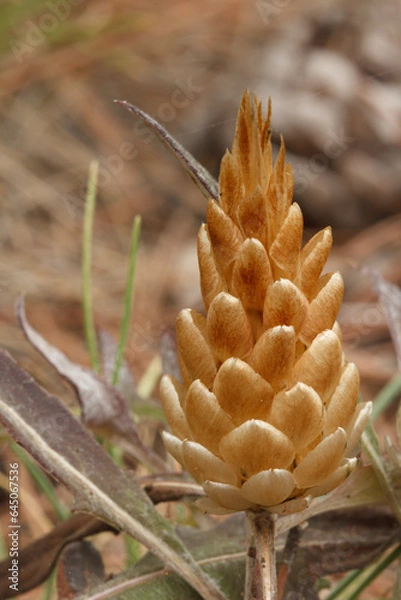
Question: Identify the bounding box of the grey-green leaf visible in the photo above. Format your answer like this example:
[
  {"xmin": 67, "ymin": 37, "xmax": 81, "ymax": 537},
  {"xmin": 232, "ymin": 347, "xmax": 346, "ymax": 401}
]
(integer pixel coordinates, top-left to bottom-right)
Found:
[
  {"xmin": 115, "ymin": 100, "xmax": 218, "ymax": 201},
  {"xmin": 0, "ymin": 350, "xmax": 227, "ymax": 600}
]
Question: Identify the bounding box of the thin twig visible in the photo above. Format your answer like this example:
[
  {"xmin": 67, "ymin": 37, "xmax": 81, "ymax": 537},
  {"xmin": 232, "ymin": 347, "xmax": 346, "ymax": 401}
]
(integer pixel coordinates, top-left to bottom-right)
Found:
[
  {"xmin": 277, "ymin": 525, "xmax": 302, "ymax": 600},
  {"xmin": 245, "ymin": 510, "xmax": 278, "ymax": 600}
]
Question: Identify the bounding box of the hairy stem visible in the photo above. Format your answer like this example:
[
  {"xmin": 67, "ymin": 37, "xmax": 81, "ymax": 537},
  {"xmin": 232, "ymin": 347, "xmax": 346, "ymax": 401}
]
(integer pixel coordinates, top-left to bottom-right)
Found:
[{"xmin": 245, "ymin": 510, "xmax": 278, "ymax": 600}]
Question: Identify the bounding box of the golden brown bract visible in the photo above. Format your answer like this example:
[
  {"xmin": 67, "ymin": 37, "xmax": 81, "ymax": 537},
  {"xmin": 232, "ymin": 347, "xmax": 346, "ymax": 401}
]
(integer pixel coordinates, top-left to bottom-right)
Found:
[{"xmin": 160, "ymin": 91, "xmax": 371, "ymax": 514}]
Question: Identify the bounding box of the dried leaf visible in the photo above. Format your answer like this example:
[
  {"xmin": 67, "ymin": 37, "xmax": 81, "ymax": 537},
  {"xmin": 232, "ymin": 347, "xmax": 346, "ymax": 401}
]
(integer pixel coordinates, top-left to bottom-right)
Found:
[
  {"xmin": 16, "ymin": 296, "xmax": 164, "ymax": 471},
  {"xmin": 115, "ymin": 100, "xmax": 218, "ymax": 201},
  {"xmin": 57, "ymin": 541, "xmax": 106, "ymax": 599},
  {"xmin": 284, "ymin": 506, "xmax": 401, "ymax": 597},
  {"xmin": 0, "ymin": 350, "xmax": 228, "ymax": 600}
]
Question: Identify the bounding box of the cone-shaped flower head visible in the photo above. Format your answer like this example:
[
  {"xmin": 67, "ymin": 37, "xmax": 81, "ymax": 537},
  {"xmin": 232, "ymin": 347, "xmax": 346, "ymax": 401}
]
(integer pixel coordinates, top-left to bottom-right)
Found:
[{"xmin": 160, "ymin": 91, "xmax": 371, "ymax": 514}]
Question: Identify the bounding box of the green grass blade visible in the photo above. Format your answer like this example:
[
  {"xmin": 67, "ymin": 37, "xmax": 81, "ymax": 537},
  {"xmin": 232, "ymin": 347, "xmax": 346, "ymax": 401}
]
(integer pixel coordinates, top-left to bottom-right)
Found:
[
  {"xmin": 125, "ymin": 534, "xmax": 142, "ymax": 566},
  {"xmin": 41, "ymin": 567, "xmax": 56, "ymax": 600},
  {"xmin": 324, "ymin": 570, "xmax": 361, "ymax": 600},
  {"xmin": 112, "ymin": 215, "xmax": 141, "ymax": 385},
  {"xmin": 371, "ymin": 373, "xmax": 401, "ymax": 422},
  {"xmin": 82, "ymin": 160, "xmax": 100, "ymax": 373},
  {"xmin": 0, "ymin": 526, "xmax": 6, "ymax": 560}
]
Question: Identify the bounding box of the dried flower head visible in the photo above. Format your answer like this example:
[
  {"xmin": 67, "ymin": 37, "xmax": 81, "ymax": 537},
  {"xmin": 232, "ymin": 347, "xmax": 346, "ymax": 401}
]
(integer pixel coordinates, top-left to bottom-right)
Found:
[{"xmin": 160, "ymin": 91, "xmax": 371, "ymax": 514}]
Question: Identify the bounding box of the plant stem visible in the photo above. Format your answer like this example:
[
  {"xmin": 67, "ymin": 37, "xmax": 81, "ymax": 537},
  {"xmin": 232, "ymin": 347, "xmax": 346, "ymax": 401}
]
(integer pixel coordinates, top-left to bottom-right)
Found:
[{"xmin": 245, "ymin": 510, "xmax": 278, "ymax": 600}]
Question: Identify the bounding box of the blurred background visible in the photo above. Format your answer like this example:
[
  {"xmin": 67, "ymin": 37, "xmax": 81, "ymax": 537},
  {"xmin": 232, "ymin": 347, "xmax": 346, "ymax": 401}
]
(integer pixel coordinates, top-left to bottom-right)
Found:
[
  {"xmin": 0, "ymin": 1, "xmax": 400, "ymax": 596},
  {"xmin": 0, "ymin": 0, "xmax": 400, "ymax": 402}
]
